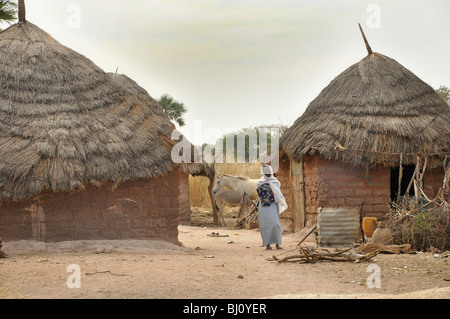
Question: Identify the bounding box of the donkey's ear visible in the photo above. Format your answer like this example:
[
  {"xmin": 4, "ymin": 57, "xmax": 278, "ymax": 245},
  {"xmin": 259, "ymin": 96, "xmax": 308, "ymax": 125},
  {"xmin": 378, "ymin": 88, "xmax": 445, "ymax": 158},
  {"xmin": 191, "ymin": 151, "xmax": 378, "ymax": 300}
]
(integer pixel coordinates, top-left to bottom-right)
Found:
[{"xmin": 217, "ymin": 174, "xmax": 223, "ymax": 178}]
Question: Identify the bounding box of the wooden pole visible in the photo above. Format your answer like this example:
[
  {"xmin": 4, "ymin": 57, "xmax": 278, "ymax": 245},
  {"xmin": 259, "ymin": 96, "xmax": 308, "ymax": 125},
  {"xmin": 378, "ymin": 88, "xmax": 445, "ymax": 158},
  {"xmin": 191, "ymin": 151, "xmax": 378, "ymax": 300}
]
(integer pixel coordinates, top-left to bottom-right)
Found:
[
  {"xmin": 405, "ymin": 157, "xmax": 420, "ymax": 198},
  {"xmin": 396, "ymin": 153, "xmax": 403, "ymax": 204},
  {"xmin": 207, "ymin": 164, "xmax": 219, "ymax": 226},
  {"xmin": 359, "ymin": 202, "xmax": 365, "ymax": 243},
  {"xmin": 18, "ymin": 0, "xmax": 26, "ymax": 22},
  {"xmin": 296, "ymin": 225, "xmax": 317, "ymax": 247},
  {"xmin": 418, "ymin": 157, "xmax": 428, "ymax": 190},
  {"xmin": 292, "ymin": 159, "xmax": 306, "ymax": 231},
  {"xmin": 0, "ymin": 235, "xmax": 7, "ymax": 259},
  {"xmin": 358, "ymin": 23, "xmax": 373, "ymax": 55}
]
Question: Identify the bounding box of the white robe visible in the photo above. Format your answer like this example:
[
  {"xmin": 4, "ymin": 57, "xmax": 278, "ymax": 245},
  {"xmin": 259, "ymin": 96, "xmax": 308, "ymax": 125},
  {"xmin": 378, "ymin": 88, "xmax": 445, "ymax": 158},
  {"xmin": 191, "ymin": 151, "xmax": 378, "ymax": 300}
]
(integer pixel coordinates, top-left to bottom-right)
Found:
[
  {"xmin": 257, "ymin": 166, "xmax": 288, "ymax": 246},
  {"xmin": 258, "ymin": 166, "xmax": 288, "ymax": 214}
]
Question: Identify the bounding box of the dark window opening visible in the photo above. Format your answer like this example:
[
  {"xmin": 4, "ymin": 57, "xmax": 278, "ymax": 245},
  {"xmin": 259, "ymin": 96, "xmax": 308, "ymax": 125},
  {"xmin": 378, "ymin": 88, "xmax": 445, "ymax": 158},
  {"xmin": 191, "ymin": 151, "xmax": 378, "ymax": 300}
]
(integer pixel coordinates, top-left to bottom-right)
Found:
[{"xmin": 390, "ymin": 165, "xmax": 416, "ymax": 201}]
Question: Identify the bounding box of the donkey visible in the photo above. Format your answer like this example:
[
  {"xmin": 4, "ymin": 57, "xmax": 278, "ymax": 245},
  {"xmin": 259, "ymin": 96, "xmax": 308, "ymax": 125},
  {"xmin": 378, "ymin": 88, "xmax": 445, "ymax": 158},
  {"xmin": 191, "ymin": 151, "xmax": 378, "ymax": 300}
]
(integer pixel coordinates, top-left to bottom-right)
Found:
[
  {"xmin": 214, "ymin": 189, "xmax": 254, "ymax": 226},
  {"xmin": 213, "ymin": 174, "xmax": 259, "ymax": 201}
]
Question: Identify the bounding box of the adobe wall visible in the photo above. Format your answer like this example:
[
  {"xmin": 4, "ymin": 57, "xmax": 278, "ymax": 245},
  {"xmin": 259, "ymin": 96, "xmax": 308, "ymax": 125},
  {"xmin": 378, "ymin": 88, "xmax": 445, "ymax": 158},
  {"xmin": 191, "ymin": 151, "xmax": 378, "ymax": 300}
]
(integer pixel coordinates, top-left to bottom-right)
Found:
[
  {"xmin": 279, "ymin": 156, "xmax": 392, "ymax": 228},
  {"xmin": 0, "ymin": 170, "xmax": 187, "ymax": 244},
  {"xmin": 275, "ymin": 157, "xmax": 294, "ymax": 231},
  {"xmin": 178, "ymin": 172, "xmax": 192, "ymax": 225},
  {"xmin": 279, "ymin": 156, "xmax": 447, "ymax": 230},
  {"xmin": 304, "ymin": 157, "xmax": 392, "ymax": 225},
  {"xmin": 423, "ymin": 166, "xmax": 447, "ymax": 199}
]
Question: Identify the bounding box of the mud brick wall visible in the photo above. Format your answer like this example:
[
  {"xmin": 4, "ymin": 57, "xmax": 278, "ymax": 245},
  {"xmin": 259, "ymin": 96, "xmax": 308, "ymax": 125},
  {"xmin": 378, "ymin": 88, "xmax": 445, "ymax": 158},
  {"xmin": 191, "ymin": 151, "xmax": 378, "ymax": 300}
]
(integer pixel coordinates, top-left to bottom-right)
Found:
[
  {"xmin": 178, "ymin": 172, "xmax": 192, "ymax": 225},
  {"xmin": 276, "ymin": 157, "xmax": 293, "ymax": 231},
  {"xmin": 0, "ymin": 170, "xmax": 188, "ymax": 243},
  {"xmin": 279, "ymin": 156, "xmax": 447, "ymax": 231},
  {"xmin": 423, "ymin": 167, "xmax": 447, "ymax": 199},
  {"xmin": 279, "ymin": 156, "xmax": 392, "ymax": 229},
  {"xmin": 306, "ymin": 157, "xmax": 391, "ymax": 223}
]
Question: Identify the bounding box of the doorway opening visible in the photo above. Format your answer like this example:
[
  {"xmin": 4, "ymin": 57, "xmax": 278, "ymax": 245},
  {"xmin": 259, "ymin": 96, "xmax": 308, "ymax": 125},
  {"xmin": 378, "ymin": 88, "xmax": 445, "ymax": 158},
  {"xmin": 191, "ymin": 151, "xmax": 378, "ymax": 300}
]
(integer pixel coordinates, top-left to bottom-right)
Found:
[{"xmin": 390, "ymin": 165, "xmax": 416, "ymax": 201}]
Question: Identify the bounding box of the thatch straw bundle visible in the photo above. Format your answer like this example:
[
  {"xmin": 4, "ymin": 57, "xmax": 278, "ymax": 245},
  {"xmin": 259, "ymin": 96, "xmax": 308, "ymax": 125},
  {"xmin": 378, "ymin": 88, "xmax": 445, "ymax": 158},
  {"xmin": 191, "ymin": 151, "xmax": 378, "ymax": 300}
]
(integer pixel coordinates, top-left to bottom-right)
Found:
[
  {"xmin": 0, "ymin": 21, "xmax": 178, "ymax": 200},
  {"xmin": 281, "ymin": 49, "xmax": 450, "ymax": 168}
]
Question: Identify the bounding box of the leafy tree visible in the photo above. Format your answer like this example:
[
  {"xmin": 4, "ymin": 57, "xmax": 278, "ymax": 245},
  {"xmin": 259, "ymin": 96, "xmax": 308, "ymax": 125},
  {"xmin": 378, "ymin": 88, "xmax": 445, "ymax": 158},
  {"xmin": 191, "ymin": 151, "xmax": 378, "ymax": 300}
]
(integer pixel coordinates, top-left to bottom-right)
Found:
[
  {"xmin": 436, "ymin": 85, "xmax": 450, "ymax": 104},
  {"xmin": 0, "ymin": 0, "xmax": 17, "ymax": 25},
  {"xmin": 209, "ymin": 124, "xmax": 289, "ymax": 163},
  {"xmin": 158, "ymin": 94, "xmax": 187, "ymax": 127}
]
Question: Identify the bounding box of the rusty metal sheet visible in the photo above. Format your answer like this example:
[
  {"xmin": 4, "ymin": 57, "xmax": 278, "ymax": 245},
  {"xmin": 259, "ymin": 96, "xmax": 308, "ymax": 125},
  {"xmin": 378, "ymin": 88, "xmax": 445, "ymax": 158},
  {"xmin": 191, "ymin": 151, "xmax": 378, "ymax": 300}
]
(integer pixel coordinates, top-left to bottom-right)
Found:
[{"xmin": 318, "ymin": 207, "xmax": 361, "ymax": 247}]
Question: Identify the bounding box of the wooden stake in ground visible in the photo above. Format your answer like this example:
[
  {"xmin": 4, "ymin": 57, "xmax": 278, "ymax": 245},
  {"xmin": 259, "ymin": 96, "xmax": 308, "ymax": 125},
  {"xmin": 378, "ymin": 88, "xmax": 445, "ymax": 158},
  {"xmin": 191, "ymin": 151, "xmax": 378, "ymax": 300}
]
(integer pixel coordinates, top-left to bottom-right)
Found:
[
  {"xmin": 296, "ymin": 225, "xmax": 317, "ymax": 247},
  {"xmin": 199, "ymin": 163, "xmax": 220, "ymax": 226},
  {"xmin": 396, "ymin": 153, "xmax": 403, "ymax": 205},
  {"xmin": 359, "ymin": 202, "xmax": 365, "ymax": 243}
]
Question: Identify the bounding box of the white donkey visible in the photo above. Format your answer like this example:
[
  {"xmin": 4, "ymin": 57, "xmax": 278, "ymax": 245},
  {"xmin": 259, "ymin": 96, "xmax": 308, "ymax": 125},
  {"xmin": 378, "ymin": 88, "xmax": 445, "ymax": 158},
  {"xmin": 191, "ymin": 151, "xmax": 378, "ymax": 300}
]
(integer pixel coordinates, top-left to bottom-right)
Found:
[
  {"xmin": 214, "ymin": 189, "xmax": 253, "ymax": 226},
  {"xmin": 213, "ymin": 174, "xmax": 259, "ymax": 201}
]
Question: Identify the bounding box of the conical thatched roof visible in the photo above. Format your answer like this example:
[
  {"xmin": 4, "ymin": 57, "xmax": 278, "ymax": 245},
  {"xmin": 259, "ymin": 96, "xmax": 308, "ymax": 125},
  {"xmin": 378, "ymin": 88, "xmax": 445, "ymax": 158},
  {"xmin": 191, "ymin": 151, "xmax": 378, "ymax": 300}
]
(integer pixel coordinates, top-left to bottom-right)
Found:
[
  {"xmin": 281, "ymin": 48, "xmax": 450, "ymax": 169},
  {"xmin": 0, "ymin": 21, "xmax": 178, "ymax": 200}
]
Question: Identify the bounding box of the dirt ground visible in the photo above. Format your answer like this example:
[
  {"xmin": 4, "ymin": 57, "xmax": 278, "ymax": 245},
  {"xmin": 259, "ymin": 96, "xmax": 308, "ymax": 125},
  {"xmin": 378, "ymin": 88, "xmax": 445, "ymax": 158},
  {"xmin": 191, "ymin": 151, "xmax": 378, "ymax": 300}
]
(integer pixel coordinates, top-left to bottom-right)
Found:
[{"xmin": 1, "ymin": 208, "xmax": 449, "ymax": 299}]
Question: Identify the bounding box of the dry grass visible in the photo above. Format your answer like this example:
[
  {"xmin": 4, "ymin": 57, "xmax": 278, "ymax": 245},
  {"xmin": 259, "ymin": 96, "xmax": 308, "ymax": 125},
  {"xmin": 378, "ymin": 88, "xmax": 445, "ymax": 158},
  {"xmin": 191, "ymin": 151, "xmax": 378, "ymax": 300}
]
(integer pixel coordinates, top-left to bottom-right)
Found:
[
  {"xmin": 189, "ymin": 162, "xmax": 261, "ymax": 208},
  {"xmin": 386, "ymin": 164, "xmax": 450, "ymax": 251},
  {"xmin": 387, "ymin": 196, "xmax": 449, "ymax": 251}
]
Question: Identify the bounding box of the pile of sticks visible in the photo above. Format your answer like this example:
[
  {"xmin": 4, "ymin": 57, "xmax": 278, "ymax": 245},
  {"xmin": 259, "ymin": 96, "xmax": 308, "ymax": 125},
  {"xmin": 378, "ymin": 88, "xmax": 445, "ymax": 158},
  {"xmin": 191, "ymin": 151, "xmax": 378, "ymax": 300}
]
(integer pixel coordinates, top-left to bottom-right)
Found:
[
  {"xmin": 0, "ymin": 236, "xmax": 7, "ymax": 259},
  {"xmin": 234, "ymin": 199, "xmax": 259, "ymax": 230},
  {"xmin": 272, "ymin": 245, "xmax": 380, "ymax": 264},
  {"xmin": 272, "ymin": 242, "xmax": 415, "ymax": 264},
  {"xmin": 270, "ymin": 225, "xmax": 414, "ymax": 264},
  {"xmin": 233, "ymin": 207, "xmax": 258, "ymax": 229}
]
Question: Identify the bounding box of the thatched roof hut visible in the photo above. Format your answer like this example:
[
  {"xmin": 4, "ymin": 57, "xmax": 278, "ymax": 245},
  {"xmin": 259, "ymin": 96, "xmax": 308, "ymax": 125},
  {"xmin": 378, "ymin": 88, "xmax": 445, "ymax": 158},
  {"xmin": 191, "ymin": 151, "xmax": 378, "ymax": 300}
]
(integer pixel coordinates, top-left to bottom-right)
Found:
[
  {"xmin": 0, "ymin": 2, "xmax": 189, "ymax": 242},
  {"xmin": 278, "ymin": 26, "xmax": 450, "ymax": 235},
  {"xmin": 0, "ymin": 17, "xmax": 177, "ymax": 201},
  {"xmin": 281, "ymin": 28, "xmax": 450, "ymax": 169}
]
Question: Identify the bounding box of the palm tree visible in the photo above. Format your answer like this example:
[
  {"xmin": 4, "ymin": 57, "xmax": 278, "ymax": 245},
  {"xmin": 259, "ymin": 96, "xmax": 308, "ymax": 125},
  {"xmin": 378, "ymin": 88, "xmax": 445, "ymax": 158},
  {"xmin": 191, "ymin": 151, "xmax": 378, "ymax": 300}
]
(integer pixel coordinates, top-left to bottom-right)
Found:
[
  {"xmin": 0, "ymin": 0, "xmax": 17, "ymax": 25},
  {"xmin": 436, "ymin": 85, "xmax": 450, "ymax": 104},
  {"xmin": 158, "ymin": 94, "xmax": 188, "ymax": 127}
]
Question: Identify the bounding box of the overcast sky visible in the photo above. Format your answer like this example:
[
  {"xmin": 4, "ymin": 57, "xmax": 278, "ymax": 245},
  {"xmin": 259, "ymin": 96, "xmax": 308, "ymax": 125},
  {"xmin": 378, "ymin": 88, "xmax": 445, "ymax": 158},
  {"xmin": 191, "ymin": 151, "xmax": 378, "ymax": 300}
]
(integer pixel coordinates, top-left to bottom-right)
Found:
[{"xmin": 4, "ymin": 0, "xmax": 449, "ymax": 144}]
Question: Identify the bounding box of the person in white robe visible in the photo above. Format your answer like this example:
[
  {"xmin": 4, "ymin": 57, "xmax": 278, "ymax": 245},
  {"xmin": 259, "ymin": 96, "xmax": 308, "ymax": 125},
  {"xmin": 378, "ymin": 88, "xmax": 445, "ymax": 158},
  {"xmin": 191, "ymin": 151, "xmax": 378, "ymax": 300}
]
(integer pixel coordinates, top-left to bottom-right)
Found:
[{"xmin": 256, "ymin": 165, "xmax": 288, "ymax": 250}]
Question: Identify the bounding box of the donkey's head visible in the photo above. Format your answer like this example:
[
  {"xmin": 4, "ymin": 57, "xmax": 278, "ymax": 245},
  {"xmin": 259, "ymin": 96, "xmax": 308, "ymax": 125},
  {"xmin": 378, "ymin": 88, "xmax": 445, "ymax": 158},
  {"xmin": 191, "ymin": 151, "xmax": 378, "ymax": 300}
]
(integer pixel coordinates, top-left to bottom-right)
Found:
[{"xmin": 213, "ymin": 174, "xmax": 224, "ymax": 194}]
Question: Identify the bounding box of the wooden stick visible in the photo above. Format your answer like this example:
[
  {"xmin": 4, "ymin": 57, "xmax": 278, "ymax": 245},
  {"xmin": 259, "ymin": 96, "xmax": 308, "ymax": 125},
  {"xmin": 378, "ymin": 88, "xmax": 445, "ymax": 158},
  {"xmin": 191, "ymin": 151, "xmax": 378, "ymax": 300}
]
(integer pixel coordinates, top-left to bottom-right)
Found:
[
  {"xmin": 414, "ymin": 179, "xmax": 419, "ymax": 206},
  {"xmin": 296, "ymin": 225, "xmax": 317, "ymax": 247},
  {"xmin": 442, "ymin": 165, "xmax": 449, "ymax": 193},
  {"xmin": 419, "ymin": 157, "xmax": 428, "ymax": 189},
  {"xmin": 0, "ymin": 236, "xmax": 7, "ymax": 259},
  {"xmin": 359, "ymin": 202, "xmax": 365, "ymax": 243},
  {"xmin": 397, "ymin": 153, "xmax": 403, "ymax": 204},
  {"xmin": 208, "ymin": 164, "xmax": 219, "ymax": 225},
  {"xmin": 358, "ymin": 23, "xmax": 373, "ymax": 55},
  {"xmin": 405, "ymin": 158, "xmax": 420, "ymax": 197},
  {"xmin": 85, "ymin": 270, "xmax": 130, "ymax": 277},
  {"xmin": 419, "ymin": 187, "xmax": 432, "ymax": 203},
  {"xmin": 274, "ymin": 248, "xmax": 379, "ymax": 263},
  {"xmin": 18, "ymin": 0, "xmax": 26, "ymax": 22}
]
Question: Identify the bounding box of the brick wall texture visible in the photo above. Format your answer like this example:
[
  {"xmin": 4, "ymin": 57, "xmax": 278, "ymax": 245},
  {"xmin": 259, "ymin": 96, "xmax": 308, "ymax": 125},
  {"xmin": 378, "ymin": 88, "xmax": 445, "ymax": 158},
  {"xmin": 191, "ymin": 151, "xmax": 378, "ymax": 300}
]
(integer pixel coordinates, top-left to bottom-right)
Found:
[
  {"xmin": 0, "ymin": 169, "xmax": 189, "ymax": 244},
  {"xmin": 279, "ymin": 156, "xmax": 446, "ymax": 229}
]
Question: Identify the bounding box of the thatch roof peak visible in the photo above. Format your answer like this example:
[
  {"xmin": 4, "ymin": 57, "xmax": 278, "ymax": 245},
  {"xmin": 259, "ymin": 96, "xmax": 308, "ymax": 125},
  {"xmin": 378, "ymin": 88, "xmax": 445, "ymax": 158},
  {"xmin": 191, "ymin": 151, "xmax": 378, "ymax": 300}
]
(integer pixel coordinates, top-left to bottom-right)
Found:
[
  {"xmin": 0, "ymin": 21, "xmax": 178, "ymax": 200},
  {"xmin": 18, "ymin": 0, "xmax": 26, "ymax": 22},
  {"xmin": 281, "ymin": 48, "xmax": 450, "ymax": 169},
  {"xmin": 358, "ymin": 23, "xmax": 373, "ymax": 56}
]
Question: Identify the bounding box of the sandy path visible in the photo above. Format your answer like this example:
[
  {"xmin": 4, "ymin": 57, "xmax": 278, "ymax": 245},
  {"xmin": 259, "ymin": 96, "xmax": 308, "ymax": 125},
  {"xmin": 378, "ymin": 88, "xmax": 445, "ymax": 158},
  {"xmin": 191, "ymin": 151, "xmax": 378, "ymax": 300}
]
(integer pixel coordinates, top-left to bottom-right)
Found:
[{"xmin": 1, "ymin": 225, "xmax": 449, "ymax": 299}]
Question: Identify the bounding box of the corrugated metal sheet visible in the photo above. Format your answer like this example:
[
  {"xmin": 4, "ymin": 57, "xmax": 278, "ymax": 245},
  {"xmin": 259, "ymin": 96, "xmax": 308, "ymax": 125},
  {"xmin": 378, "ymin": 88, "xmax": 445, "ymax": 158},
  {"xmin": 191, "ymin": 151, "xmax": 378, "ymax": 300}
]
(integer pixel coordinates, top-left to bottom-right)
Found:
[{"xmin": 318, "ymin": 207, "xmax": 362, "ymax": 247}]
